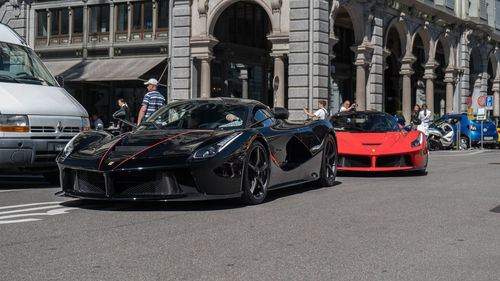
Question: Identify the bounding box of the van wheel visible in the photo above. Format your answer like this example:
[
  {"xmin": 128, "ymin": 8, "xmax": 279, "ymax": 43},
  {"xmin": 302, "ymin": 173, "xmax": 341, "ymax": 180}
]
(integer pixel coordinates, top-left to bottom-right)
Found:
[{"xmin": 459, "ymin": 135, "xmax": 469, "ymax": 150}]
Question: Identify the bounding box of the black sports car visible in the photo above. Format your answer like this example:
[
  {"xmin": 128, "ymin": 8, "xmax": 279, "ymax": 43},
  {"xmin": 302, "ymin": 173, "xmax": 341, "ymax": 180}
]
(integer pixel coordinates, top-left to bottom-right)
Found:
[{"xmin": 56, "ymin": 98, "xmax": 338, "ymax": 204}]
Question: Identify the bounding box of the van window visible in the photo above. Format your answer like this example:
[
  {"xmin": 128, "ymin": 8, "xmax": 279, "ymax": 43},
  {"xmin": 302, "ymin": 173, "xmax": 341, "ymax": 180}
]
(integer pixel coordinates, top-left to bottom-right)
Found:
[{"xmin": 0, "ymin": 42, "xmax": 57, "ymax": 86}]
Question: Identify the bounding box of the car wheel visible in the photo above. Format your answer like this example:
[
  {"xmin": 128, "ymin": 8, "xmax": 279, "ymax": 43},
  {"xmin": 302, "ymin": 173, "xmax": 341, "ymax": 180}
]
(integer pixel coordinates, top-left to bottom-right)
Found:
[
  {"xmin": 43, "ymin": 172, "xmax": 60, "ymax": 185},
  {"xmin": 459, "ymin": 135, "xmax": 469, "ymax": 150},
  {"xmin": 241, "ymin": 141, "xmax": 270, "ymax": 205},
  {"xmin": 317, "ymin": 134, "xmax": 338, "ymax": 187}
]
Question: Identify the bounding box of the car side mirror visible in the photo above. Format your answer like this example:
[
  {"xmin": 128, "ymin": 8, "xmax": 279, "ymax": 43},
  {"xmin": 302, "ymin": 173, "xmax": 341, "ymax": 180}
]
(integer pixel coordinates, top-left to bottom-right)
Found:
[
  {"xmin": 272, "ymin": 107, "xmax": 289, "ymax": 120},
  {"xmin": 55, "ymin": 75, "xmax": 64, "ymax": 88}
]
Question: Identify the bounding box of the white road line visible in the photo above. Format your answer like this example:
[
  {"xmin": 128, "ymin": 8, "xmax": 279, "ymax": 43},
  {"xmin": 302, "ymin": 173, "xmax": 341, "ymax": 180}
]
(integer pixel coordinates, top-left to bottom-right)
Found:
[
  {"xmin": 0, "ymin": 207, "xmax": 73, "ymax": 221},
  {"xmin": 0, "ymin": 201, "xmax": 65, "ymax": 210},
  {"xmin": 0, "ymin": 190, "xmax": 23, "ymax": 193},
  {"xmin": 0, "ymin": 205, "xmax": 66, "ymax": 216},
  {"xmin": 0, "ymin": 218, "xmax": 40, "ymax": 224}
]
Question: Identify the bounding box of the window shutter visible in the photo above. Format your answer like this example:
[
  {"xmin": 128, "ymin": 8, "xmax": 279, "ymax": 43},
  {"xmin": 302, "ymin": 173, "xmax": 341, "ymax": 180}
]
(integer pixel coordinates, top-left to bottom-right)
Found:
[
  {"xmin": 481, "ymin": 0, "xmax": 488, "ymax": 19},
  {"xmin": 496, "ymin": 0, "xmax": 500, "ymax": 29},
  {"xmin": 446, "ymin": 0, "xmax": 454, "ymax": 10}
]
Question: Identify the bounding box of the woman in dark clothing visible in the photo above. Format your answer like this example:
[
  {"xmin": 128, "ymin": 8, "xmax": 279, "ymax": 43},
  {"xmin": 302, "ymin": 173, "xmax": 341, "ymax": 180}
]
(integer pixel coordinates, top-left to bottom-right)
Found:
[
  {"xmin": 410, "ymin": 104, "xmax": 421, "ymax": 130},
  {"xmin": 112, "ymin": 98, "xmax": 131, "ymax": 133}
]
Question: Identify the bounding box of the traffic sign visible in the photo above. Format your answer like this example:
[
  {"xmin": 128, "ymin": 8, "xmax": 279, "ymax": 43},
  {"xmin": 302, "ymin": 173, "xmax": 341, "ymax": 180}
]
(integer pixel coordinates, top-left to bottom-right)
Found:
[
  {"xmin": 466, "ymin": 96, "xmax": 473, "ymax": 107},
  {"xmin": 467, "ymin": 108, "xmax": 474, "ymax": 120},
  {"xmin": 477, "ymin": 96, "xmax": 486, "ymax": 107},
  {"xmin": 486, "ymin": 95, "xmax": 494, "ymax": 110}
]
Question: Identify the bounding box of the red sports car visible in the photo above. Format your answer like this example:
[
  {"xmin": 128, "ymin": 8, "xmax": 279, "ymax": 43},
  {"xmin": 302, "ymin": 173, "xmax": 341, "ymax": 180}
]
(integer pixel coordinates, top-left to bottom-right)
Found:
[{"xmin": 330, "ymin": 111, "xmax": 428, "ymax": 173}]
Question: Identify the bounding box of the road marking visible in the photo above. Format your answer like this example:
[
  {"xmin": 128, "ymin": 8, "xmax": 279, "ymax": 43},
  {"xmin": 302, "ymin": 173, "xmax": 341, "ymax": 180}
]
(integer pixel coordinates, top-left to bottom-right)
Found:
[
  {"xmin": 0, "ymin": 190, "xmax": 23, "ymax": 193},
  {"xmin": 0, "ymin": 201, "xmax": 75, "ymax": 225},
  {"xmin": 0, "ymin": 201, "xmax": 65, "ymax": 210}
]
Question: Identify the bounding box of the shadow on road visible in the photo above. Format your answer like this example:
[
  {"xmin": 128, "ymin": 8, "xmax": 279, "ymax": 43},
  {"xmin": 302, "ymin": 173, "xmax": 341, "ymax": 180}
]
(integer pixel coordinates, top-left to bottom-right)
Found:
[
  {"xmin": 489, "ymin": 205, "xmax": 500, "ymax": 213},
  {"xmin": 60, "ymin": 181, "xmax": 342, "ymax": 212},
  {"xmin": 0, "ymin": 175, "xmax": 55, "ymax": 189}
]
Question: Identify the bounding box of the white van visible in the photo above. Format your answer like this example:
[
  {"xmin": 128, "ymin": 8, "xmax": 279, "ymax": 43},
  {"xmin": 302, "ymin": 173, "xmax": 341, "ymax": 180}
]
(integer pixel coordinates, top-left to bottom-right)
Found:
[{"xmin": 0, "ymin": 23, "xmax": 89, "ymax": 182}]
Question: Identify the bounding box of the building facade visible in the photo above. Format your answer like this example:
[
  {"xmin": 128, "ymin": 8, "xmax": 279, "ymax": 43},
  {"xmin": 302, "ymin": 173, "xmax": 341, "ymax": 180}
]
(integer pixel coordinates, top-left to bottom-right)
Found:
[{"xmin": 2, "ymin": 0, "xmax": 500, "ymax": 122}]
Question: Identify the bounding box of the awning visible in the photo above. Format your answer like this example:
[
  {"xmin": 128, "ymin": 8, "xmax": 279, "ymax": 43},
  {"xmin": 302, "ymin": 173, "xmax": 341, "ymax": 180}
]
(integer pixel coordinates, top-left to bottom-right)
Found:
[
  {"xmin": 44, "ymin": 60, "xmax": 81, "ymax": 77},
  {"xmin": 43, "ymin": 57, "xmax": 167, "ymax": 82}
]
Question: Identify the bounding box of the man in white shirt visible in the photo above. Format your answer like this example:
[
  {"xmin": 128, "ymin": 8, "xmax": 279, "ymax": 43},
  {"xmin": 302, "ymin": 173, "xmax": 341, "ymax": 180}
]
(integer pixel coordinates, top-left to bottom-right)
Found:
[
  {"xmin": 339, "ymin": 100, "xmax": 356, "ymax": 112},
  {"xmin": 303, "ymin": 100, "xmax": 329, "ymax": 120}
]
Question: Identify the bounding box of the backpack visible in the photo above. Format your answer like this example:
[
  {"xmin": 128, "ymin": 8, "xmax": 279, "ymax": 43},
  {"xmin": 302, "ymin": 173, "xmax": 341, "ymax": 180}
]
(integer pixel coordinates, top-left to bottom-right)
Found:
[{"xmin": 321, "ymin": 108, "xmax": 330, "ymax": 120}]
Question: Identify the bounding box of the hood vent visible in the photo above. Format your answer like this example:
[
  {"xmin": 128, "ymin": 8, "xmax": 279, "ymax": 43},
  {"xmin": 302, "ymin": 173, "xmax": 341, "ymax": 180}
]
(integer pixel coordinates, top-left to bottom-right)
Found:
[{"xmin": 362, "ymin": 143, "xmax": 381, "ymax": 146}]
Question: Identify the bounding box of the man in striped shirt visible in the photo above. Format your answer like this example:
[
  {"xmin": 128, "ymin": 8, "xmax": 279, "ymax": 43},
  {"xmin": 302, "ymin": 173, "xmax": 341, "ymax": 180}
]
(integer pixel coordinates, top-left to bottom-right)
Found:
[{"xmin": 137, "ymin": 78, "xmax": 165, "ymax": 125}]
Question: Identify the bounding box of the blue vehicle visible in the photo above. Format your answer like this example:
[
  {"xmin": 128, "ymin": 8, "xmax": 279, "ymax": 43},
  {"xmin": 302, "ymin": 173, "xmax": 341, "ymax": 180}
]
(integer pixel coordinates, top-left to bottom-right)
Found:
[{"xmin": 431, "ymin": 114, "xmax": 498, "ymax": 149}]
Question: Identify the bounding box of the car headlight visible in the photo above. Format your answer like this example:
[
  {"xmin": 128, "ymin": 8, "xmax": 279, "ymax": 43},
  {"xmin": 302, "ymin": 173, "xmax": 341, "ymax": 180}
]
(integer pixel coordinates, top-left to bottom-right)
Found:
[
  {"xmin": 81, "ymin": 117, "xmax": 90, "ymax": 132},
  {"xmin": 193, "ymin": 132, "xmax": 243, "ymax": 159},
  {"xmin": 58, "ymin": 135, "xmax": 78, "ymax": 162},
  {"xmin": 0, "ymin": 115, "xmax": 29, "ymax": 132},
  {"xmin": 411, "ymin": 133, "xmax": 424, "ymax": 147}
]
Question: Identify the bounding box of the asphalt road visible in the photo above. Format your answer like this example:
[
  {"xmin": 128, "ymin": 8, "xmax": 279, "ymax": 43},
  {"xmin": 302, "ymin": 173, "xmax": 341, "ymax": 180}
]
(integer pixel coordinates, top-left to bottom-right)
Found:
[{"xmin": 1, "ymin": 150, "xmax": 500, "ymax": 281}]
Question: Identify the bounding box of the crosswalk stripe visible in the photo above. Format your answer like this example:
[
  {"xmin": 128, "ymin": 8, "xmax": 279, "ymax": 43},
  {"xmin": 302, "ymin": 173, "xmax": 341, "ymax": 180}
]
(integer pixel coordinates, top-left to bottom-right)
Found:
[
  {"xmin": 0, "ymin": 202, "xmax": 64, "ymax": 210},
  {"xmin": 0, "ymin": 205, "xmax": 65, "ymax": 216}
]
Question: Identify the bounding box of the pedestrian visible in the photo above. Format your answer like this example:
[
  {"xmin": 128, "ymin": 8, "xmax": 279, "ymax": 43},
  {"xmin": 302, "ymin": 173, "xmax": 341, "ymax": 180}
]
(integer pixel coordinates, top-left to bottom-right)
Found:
[
  {"xmin": 417, "ymin": 103, "xmax": 431, "ymax": 136},
  {"xmin": 303, "ymin": 100, "xmax": 330, "ymax": 120},
  {"xmin": 112, "ymin": 98, "xmax": 131, "ymax": 133},
  {"xmin": 137, "ymin": 78, "xmax": 165, "ymax": 125},
  {"xmin": 92, "ymin": 114, "xmax": 104, "ymax": 130},
  {"xmin": 410, "ymin": 104, "xmax": 421, "ymax": 130},
  {"xmin": 339, "ymin": 100, "xmax": 356, "ymax": 112}
]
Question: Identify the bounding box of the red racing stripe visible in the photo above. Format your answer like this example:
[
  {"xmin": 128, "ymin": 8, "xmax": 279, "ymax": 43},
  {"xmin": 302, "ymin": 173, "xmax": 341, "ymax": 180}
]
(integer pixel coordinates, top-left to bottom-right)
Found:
[
  {"xmin": 98, "ymin": 132, "xmax": 131, "ymax": 170},
  {"xmin": 111, "ymin": 130, "xmax": 215, "ymax": 171},
  {"xmin": 270, "ymin": 152, "xmax": 280, "ymax": 167}
]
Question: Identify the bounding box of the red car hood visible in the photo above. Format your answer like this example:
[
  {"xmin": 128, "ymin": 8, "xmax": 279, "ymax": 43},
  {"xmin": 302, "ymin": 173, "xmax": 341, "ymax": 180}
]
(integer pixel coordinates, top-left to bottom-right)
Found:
[{"xmin": 336, "ymin": 131, "xmax": 423, "ymax": 155}]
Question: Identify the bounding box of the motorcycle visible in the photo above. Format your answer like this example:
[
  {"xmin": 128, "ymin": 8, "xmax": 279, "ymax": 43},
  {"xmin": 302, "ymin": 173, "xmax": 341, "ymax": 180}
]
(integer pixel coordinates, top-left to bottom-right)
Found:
[{"xmin": 428, "ymin": 121, "xmax": 454, "ymax": 150}]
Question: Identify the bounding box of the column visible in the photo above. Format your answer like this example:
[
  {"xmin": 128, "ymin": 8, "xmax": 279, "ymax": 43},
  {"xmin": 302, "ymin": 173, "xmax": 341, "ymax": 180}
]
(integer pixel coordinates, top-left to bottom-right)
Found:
[
  {"xmin": 273, "ymin": 56, "xmax": 285, "ymax": 107},
  {"xmin": 152, "ymin": 0, "xmax": 157, "ymax": 40},
  {"xmin": 493, "ymin": 80, "xmax": 500, "ymax": 117},
  {"xmin": 83, "ymin": 5, "xmax": 88, "ymax": 58},
  {"xmin": 355, "ymin": 63, "xmax": 366, "ymax": 111},
  {"xmin": 352, "ymin": 44, "xmax": 373, "ymax": 111},
  {"xmin": 109, "ymin": 2, "xmax": 115, "ymax": 57},
  {"xmin": 424, "ymin": 62, "xmax": 437, "ymax": 116},
  {"xmin": 237, "ymin": 65, "xmax": 249, "ymax": 99},
  {"xmin": 400, "ymin": 57, "xmax": 415, "ymax": 123},
  {"xmin": 444, "ymin": 68, "xmax": 456, "ymax": 114},
  {"xmin": 200, "ymin": 57, "xmax": 212, "ymax": 98}
]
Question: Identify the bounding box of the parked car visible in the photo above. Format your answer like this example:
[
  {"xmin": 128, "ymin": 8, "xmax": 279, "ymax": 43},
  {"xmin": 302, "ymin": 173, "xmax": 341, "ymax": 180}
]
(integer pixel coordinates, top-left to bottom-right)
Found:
[
  {"xmin": 490, "ymin": 116, "xmax": 500, "ymax": 147},
  {"xmin": 431, "ymin": 114, "xmax": 498, "ymax": 149},
  {"xmin": 329, "ymin": 111, "xmax": 428, "ymax": 173},
  {"xmin": 0, "ymin": 23, "xmax": 89, "ymax": 183},
  {"xmin": 56, "ymin": 98, "xmax": 338, "ymax": 205}
]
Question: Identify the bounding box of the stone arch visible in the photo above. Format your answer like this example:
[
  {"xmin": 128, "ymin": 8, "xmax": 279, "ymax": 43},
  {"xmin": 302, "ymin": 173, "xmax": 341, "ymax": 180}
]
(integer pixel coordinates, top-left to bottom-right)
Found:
[
  {"xmin": 208, "ymin": 0, "xmax": 274, "ymax": 36},
  {"xmin": 470, "ymin": 46, "xmax": 482, "ymax": 75},
  {"xmin": 330, "ymin": 2, "xmax": 364, "ymax": 45},
  {"xmin": 435, "ymin": 35, "xmax": 453, "ymax": 68},
  {"xmin": 411, "ymin": 27, "xmax": 431, "ymax": 62},
  {"xmin": 488, "ymin": 49, "xmax": 498, "ymax": 79},
  {"xmin": 384, "ymin": 18, "xmax": 408, "ymax": 55}
]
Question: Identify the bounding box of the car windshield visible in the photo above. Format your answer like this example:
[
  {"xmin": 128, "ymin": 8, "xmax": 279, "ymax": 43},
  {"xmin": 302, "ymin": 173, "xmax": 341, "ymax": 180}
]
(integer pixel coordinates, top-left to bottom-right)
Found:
[
  {"xmin": 330, "ymin": 112, "xmax": 400, "ymax": 132},
  {"xmin": 141, "ymin": 101, "xmax": 248, "ymax": 130},
  {"xmin": 0, "ymin": 42, "xmax": 57, "ymax": 86}
]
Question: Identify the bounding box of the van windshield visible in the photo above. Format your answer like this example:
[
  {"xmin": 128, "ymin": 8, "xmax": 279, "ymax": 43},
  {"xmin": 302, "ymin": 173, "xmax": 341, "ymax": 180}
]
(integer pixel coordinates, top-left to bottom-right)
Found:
[{"xmin": 0, "ymin": 42, "xmax": 57, "ymax": 86}]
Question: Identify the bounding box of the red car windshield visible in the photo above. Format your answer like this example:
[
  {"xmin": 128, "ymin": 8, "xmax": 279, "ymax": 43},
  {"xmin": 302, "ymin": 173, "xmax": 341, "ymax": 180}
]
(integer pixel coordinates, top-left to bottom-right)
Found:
[{"xmin": 330, "ymin": 113, "xmax": 400, "ymax": 133}]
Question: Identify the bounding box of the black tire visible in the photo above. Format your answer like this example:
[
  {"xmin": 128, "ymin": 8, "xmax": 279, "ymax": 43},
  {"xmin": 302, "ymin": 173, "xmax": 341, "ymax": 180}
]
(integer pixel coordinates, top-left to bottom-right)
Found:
[
  {"xmin": 241, "ymin": 141, "xmax": 270, "ymax": 205},
  {"xmin": 459, "ymin": 135, "xmax": 469, "ymax": 150},
  {"xmin": 43, "ymin": 172, "xmax": 60, "ymax": 185},
  {"xmin": 316, "ymin": 134, "xmax": 338, "ymax": 187}
]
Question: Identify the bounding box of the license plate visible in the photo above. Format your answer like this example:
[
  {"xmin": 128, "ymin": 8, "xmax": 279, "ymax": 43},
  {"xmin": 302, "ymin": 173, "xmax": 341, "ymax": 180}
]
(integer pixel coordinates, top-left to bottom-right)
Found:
[
  {"xmin": 484, "ymin": 136, "xmax": 493, "ymax": 141},
  {"xmin": 54, "ymin": 143, "xmax": 65, "ymax": 151}
]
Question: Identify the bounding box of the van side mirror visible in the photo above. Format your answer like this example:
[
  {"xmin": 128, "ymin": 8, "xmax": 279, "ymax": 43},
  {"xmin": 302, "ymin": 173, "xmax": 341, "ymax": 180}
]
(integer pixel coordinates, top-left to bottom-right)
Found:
[
  {"xmin": 55, "ymin": 75, "xmax": 64, "ymax": 88},
  {"xmin": 272, "ymin": 107, "xmax": 289, "ymax": 120}
]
